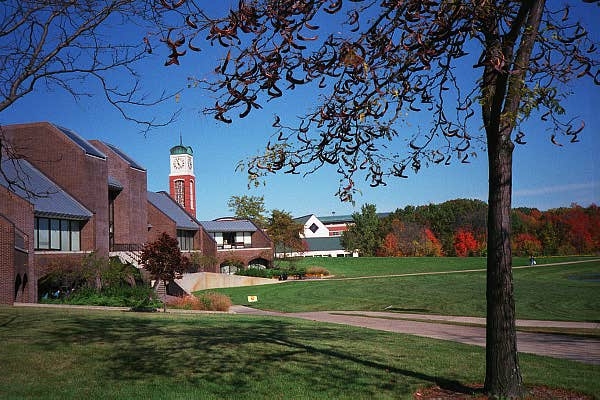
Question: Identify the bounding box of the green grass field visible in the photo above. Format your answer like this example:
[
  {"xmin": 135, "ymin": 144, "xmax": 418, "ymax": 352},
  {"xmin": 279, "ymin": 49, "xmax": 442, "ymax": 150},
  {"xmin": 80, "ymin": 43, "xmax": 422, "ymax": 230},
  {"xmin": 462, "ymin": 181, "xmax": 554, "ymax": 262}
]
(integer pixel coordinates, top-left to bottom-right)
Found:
[
  {"xmin": 0, "ymin": 307, "xmax": 598, "ymax": 400},
  {"xmin": 1, "ymin": 256, "xmax": 598, "ymax": 399},
  {"xmin": 209, "ymin": 257, "xmax": 600, "ymax": 321}
]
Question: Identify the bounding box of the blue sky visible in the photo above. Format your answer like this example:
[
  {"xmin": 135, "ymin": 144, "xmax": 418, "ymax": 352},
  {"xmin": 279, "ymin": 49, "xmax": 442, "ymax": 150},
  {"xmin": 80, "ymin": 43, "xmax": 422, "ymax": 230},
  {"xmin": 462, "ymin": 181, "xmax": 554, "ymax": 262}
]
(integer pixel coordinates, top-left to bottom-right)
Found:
[{"xmin": 2, "ymin": 4, "xmax": 598, "ymax": 220}]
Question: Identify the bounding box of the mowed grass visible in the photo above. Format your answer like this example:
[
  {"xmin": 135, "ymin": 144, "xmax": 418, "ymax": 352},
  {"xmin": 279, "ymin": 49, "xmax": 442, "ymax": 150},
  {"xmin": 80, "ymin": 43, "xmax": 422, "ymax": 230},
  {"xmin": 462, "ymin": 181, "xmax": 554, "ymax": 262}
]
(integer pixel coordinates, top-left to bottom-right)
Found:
[
  {"xmin": 0, "ymin": 306, "xmax": 598, "ymax": 400},
  {"xmin": 209, "ymin": 257, "xmax": 600, "ymax": 321},
  {"xmin": 281, "ymin": 255, "xmax": 592, "ymax": 278}
]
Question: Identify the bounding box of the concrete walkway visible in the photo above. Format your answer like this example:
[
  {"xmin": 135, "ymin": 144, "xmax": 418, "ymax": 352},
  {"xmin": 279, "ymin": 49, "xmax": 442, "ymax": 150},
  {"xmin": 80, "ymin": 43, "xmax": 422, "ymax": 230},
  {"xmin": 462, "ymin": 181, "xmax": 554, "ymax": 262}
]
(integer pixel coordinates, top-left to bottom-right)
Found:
[{"xmin": 230, "ymin": 305, "xmax": 600, "ymax": 365}]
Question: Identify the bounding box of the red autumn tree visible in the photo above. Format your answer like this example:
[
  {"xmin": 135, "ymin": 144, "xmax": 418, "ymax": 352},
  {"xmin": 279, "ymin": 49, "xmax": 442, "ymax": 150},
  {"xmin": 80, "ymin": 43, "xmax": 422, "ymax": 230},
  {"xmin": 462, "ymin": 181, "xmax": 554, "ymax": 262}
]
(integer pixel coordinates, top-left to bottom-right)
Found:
[
  {"xmin": 512, "ymin": 233, "xmax": 542, "ymax": 257},
  {"xmin": 453, "ymin": 228, "xmax": 479, "ymax": 257},
  {"xmin": 140, "ymin": 232, "xmax": 185, "ymax": 311},
  {"xmin": 379, "ymin": 232, "xmax": 401, "ymax": 257},
  {"xmin": 422, "ymin": 228, "xmax": 444, "ymax": 257}
]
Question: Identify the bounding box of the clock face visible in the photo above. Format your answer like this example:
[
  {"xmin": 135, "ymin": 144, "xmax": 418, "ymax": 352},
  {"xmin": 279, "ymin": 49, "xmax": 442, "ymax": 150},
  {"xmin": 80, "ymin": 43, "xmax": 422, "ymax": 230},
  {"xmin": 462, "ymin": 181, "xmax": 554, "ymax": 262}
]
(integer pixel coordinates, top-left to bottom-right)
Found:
[
  {"xmin": 172, "ymin": 157, "xmax": 185, "ymax": 169},
  {"xmin": 187, "ymin": 158, "xmax": 193, "ymax": 170}
]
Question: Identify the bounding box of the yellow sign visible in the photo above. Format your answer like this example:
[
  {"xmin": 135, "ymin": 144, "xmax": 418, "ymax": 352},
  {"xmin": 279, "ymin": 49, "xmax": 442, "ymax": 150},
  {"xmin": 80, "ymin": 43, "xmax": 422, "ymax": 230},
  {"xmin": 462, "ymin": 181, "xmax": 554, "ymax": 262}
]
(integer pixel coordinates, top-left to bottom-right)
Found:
[{"xmin": 247, "ymin": 295, "xmax": 258, "ymax": 302}]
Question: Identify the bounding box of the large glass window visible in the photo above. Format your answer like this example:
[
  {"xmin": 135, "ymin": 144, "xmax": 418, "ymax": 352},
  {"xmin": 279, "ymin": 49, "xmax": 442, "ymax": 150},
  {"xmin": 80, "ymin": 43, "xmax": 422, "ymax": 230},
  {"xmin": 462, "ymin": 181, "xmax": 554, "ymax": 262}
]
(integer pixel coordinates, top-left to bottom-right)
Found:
[
  {"xmin": 35, "ymin": 217, "xmax": 82, "ymax": 251},
  {"xmin": 177, "ymin": 229, "xmax": 194, "ymax": 251}
]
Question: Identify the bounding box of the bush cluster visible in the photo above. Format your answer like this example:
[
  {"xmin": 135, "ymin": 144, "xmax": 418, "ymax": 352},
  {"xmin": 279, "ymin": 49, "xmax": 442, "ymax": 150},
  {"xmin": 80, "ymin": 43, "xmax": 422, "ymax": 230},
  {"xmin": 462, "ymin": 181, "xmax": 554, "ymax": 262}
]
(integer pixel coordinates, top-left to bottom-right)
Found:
[
  {"xmin": 167, "ymin": 293, "xmax": 232, "ymax": 311},
  {"xmin": 234, "ymin": 265, "xmax": 332, "ymax": 279},
  {"xmin": 43, "ymin": 285, "xmax": 161, "ymax": 309},
  {"xmin": 305, "ymin": 266, "xmax": 330, "ymax": 276},
  {"xmin": 39, "ymin": 253, "xmax": 160, "ymax": 309}
]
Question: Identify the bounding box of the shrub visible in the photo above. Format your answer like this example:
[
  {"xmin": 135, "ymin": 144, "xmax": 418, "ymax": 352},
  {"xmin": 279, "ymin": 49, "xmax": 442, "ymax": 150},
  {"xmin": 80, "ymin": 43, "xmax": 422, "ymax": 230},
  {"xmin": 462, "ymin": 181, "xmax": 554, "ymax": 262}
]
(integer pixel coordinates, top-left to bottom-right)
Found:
[
  {"xmin": 306, "ymin": 266, "xmax": 330, "ymax": 276},
  {"xmin": 167, "ymin": 292, "xmax": 232, "ymax": 311},
  {"xmin": 41, "ymin": 285, "xmax": 161, "ymax": 308}
]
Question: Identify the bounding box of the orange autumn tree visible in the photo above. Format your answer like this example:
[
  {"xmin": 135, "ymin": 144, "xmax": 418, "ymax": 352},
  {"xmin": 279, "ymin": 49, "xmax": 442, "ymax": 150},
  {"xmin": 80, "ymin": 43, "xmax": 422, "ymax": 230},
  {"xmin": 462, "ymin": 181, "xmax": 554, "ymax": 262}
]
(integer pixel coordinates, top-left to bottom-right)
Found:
[
  {"xmin": 379, "ymin": 219, "xmax": 443, "ymax": 257},
  {"xmin": 453, "ymin": 228, "xmax": 479, "ymax": 257},
  {"xmin": 512, "ymin": 233, "xmax": 542, "ymax": 257}
]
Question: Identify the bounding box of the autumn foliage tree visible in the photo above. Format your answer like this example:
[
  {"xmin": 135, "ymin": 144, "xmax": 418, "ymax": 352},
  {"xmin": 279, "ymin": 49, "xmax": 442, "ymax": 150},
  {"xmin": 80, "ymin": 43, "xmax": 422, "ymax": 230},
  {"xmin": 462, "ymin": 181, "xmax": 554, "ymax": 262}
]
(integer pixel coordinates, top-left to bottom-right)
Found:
[
  {"xmin": 453, "ymin": 228, "xmax": 480, "ymax": 257},
  {"xmin": 266, "ymin": 209, "xmax": 304, "ymax": 258},
  {"xmin": 140, "ymin": 232, "xmax": 185, "ymax": 311},
  {"xmin": 160, "ymin": 1, "xmax": 598, "ymax": 397},
  {"xmin": 379, "ymin": 219, "xmax": 443, "ymax": 257}
]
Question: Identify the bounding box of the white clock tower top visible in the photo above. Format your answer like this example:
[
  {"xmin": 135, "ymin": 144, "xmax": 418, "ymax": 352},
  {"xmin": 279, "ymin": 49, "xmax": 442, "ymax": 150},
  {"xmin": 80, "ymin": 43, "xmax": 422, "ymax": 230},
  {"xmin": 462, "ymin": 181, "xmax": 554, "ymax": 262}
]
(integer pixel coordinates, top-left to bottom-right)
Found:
[{"xmin": 169, "ymin": 139, "xmax": 195, "ymax": 177}]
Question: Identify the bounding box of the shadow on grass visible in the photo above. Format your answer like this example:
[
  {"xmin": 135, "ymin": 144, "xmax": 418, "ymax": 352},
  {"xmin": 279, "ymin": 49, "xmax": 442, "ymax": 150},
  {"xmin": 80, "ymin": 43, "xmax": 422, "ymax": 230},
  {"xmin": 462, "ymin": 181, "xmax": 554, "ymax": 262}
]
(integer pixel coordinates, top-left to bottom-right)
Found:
[{"xmin": 13, "ymin": 311, "xmax": 476, "ymax": 397}]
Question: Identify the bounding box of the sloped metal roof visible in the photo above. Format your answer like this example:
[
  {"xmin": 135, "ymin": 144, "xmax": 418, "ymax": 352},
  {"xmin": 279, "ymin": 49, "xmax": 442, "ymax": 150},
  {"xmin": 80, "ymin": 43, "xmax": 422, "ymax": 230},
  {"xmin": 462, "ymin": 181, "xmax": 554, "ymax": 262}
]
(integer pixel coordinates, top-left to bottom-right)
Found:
[
  {"xmin": 303, "ymin": 237, "xmax": 345, "ymax": 252},
  {"xmin": 101, "ymin": 141, "xmax": 146, "ymax": 171},
  {"xmin": 54, "ymin": 124, "xmax": 106, "ymax": 159},
  {"xmin": 0, "ymin": 159, "xmax": 92, "ymax": 220},
  {"xmin": 293, "ymin": 214, "xmax": 314, "ymax": 224},
  {"xmin": 199, "ymin": 219, "xmax": 258, "ymax": 232},
  {"xmin": 147, "ymin": 191, "xmax": 199, "ymax": 230}
]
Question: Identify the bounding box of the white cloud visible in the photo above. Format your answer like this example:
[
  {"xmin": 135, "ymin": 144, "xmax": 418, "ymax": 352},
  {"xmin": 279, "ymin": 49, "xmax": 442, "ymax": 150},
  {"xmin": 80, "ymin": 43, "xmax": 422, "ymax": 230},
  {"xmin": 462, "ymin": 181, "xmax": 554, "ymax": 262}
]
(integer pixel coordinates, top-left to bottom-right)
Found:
[{"xmin": 513, "ymin": 182, "xmax": 597, "ymax": 197}]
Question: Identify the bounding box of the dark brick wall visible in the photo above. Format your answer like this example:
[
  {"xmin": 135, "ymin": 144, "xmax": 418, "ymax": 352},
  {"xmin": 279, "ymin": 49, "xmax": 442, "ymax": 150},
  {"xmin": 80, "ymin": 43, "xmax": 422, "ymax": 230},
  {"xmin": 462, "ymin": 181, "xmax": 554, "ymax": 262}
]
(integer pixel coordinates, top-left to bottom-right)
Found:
[
  {"xmin": 90, "ymin": 140, "xmax": 147, "ymax": 247},
  {"xmin": 0, "ymin": 188, "xmax": 35, "ymax": 304},
  {"xmin": 147, "ymin": 202, "xmax": 177, "ymax": 242},
  {"xmin": 4, "ymin": 122, "xmax": 109, "ymax": 255},
  {"xmin": 0, "ymin": 217, "xmax": 15, "ymax": 305},
  {"xmin": 215, "ymin": 248, "xmax": 274, "ymax": 268},
  {"xmin": 251, "ymin": 228, "xmax": 273, "ymax": 249}
]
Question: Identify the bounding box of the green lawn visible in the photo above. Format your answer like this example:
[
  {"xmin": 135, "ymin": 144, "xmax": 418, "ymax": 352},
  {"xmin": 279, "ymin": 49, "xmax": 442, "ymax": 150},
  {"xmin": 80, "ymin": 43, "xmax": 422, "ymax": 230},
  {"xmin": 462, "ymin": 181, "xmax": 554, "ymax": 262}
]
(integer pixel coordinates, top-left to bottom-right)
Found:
[
  {"xmin": 280, "ymin": 255, "xmax": 594, "ymax": 278},
  {"xmin": 0, "ymin": 307, "xmax": 598, "ymax": 400},
  {"xmin": 209, "ymin": 257, "xmax": 600, "ymax": 321}
]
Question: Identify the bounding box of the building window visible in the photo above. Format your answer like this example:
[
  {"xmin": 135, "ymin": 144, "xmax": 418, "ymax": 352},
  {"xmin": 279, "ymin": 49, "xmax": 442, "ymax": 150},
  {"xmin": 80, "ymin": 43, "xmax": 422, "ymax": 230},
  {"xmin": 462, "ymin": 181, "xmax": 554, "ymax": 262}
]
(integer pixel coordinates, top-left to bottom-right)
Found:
[
  {"xmin": 34, "ymin": 217, "xmax": 81, "ymax": 251},
  {"xmin": 309, "ymin": 223, "xmax": 319, "ymax": 233},
  {"xmin": 189, "ymin": 180, "xmax": 194, "ymax": 210},
  {"xmin": 174, "ymin": 180, "xmax": 185, "ymax": 208},
  {"xmin": 177, "ymin": 229, "xmax": 194, "ymax": 251},
  {"xmin": 222, "ymin": 232, "xmax": 235, "ymax": 246},
  {"xmin": 329, "ymin": 231, "xmax": 342, "ymax": 237}
]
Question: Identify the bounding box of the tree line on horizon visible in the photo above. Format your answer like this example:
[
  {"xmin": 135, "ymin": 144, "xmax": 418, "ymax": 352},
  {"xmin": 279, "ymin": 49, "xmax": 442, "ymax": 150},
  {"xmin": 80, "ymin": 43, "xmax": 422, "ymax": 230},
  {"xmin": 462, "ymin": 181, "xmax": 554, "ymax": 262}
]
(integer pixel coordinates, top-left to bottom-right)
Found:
[{"xmin": 341, "ymin": 200, "xmax": 599, "ymax": 257}]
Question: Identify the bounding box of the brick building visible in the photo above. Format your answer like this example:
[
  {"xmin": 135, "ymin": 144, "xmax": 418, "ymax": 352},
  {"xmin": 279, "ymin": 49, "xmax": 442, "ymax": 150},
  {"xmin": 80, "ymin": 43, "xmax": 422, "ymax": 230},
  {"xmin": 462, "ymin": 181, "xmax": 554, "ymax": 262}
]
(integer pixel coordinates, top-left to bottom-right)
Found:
[
  {"xmin": 0, "ymin": 123, "xmax": 150, "ymax": 304},
  {"xmin": 0, "ymin": 122, "xmax": 274, "ymax": 305}
]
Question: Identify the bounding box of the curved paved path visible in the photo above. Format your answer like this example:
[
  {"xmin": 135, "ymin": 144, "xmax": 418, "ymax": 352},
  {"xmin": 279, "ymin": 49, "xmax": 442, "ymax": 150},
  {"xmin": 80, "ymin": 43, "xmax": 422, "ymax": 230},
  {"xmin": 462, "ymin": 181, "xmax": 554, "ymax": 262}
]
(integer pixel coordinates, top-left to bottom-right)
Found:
[{"xmin": 231, "ymin": 305, "xmax": 600, "ymax": 365}]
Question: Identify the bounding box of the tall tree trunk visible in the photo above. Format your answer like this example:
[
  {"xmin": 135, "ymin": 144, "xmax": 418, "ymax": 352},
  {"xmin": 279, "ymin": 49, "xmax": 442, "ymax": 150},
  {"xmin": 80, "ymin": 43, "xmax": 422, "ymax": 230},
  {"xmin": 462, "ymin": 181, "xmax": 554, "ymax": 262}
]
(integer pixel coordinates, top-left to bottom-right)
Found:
[{"xmin": 485, "ymin": 127, "xmax": 523, "ymax": 397}]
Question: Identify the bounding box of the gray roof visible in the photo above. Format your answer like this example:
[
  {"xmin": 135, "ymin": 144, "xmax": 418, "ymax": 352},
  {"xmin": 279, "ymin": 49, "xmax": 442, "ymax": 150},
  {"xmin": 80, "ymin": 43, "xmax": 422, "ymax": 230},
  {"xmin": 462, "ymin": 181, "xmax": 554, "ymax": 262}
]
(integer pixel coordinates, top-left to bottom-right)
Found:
[
  {"xmin": 199, "ymin": 219, "xmax": 258, "ymax": 233},
  {"xmin": 0, "ymin": 159, "xmax": 92, "ymax": 220},
  {"xmin": 147, "ymin": 191, "xmax": 199, "ymax": 230},
  {"xmin": 293, "ymin": 214, "xmax": 314, "ymax": 224},
  {"xmin": 54, "ymin": 125, "xmax": 106, "ymax": 159},
  {"xmin": 304, "ymin": 237, "xmax": 345, "ymax": 252},
  {"xmin": 316, "ymin": 214, "xmax": 354, "ymax": 224},
  {"xmin": 101, "ymin": 141, "xmax": 146, "ymax": 171}
]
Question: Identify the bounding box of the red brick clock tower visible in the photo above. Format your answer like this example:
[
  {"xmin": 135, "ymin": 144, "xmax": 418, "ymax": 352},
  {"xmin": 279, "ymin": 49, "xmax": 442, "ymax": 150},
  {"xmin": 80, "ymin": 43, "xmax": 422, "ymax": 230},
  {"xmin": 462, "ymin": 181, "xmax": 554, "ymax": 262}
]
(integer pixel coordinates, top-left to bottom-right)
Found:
[{"xmin": 169, "ymin": 140, "xmax": 196, "ymax": 217}]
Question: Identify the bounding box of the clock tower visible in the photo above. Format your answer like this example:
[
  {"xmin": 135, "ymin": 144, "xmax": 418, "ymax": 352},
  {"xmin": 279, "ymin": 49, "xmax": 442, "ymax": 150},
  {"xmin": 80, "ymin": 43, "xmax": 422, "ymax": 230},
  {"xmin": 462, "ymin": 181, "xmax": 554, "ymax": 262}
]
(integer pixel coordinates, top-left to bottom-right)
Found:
[{"xmin": 169, "ymin": 139, "xmax": 196, "ymax": 217}]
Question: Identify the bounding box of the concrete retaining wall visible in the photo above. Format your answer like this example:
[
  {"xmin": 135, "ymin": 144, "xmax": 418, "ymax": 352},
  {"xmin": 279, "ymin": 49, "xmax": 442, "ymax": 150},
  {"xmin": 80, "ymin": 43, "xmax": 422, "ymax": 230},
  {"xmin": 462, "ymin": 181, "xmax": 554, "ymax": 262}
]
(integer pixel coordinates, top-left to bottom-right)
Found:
[{"xmin": 175, "ymin": 272, "xmax": 280, "ymax": 293}]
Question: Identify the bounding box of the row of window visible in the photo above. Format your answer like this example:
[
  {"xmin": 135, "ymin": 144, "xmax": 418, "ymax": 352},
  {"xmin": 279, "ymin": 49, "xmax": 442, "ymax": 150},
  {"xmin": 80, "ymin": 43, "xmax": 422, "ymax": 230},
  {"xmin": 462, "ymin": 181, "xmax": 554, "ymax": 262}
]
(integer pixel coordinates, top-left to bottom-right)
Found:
[
  {"xmin": 210, "ymin": 231, "xmax": 252, "ymax": 249},
  {"xmin": 34, "ymin": 218, "xmax": 81, "ymax": 251},
  {"xmin": 177, "ymin": 229, "xmax": 194, "ymax": 251}
]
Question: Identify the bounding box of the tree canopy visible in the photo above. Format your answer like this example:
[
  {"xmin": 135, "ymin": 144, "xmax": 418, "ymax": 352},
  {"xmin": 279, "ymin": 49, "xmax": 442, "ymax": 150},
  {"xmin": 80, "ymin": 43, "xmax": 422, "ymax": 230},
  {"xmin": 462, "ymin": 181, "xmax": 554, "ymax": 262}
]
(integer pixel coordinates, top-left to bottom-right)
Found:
[
  {"xmin": 140, "ymin": 232, "xmax": 185, "ymax": 310},
  {"xmin": 266, "ymin": 209, "xmax": 304, "ymax": 257},
  {"xmin": 227, "ymin": 194, "xmax": 268, "ymax": 227},
  {"xmin": 341, "ymin": 203, "xmax": 381, "ymax": 256}
]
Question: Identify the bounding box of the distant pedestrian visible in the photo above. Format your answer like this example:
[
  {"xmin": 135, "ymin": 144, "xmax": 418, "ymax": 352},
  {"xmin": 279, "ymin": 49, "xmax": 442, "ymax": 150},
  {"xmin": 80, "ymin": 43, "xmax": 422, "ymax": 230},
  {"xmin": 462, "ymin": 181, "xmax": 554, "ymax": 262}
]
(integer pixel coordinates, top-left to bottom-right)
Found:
[{"xmin": 529, "ymin": 255, "xmax": 536, "ymax": 266}]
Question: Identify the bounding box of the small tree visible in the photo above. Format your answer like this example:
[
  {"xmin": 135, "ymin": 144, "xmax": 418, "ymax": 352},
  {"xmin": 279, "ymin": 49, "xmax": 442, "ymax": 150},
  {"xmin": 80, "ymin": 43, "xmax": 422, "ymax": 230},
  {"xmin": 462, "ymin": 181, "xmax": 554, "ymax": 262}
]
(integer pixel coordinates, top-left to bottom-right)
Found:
[
  {"xmin": 267, "ymin": 209, "xmax": 304, "ymax": 258},
  {"xmin": 453, "ymin": 228, "xmax": 480, "ymax": 257},
  {"xmin": 341, "ymin": 204, "xmax": 381, "ymax": 256},
  {"xmin": 140, "ymin": 232, "xmax": 185, "ymax": 311},
  {"xmin": 227, "ymin": 195, "xmax": 268, "ymax": 228}
]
